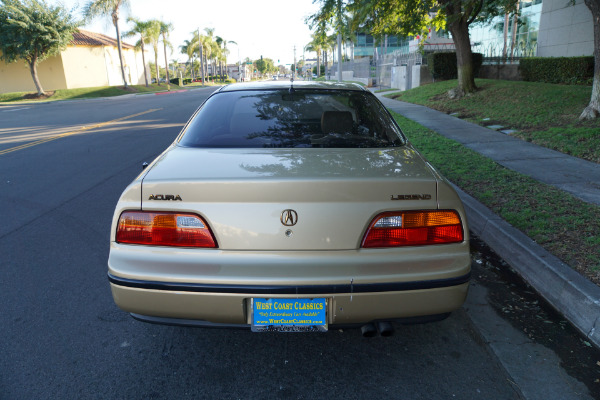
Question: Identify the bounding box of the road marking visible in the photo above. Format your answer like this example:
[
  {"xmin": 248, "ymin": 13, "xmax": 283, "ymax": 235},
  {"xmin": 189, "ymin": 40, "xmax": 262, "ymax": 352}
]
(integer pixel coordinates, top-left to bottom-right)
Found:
[
  {"xmin": 2, "ymin": 107, "xmax": 31, "ymax": 112},
  {"xmin": 0, "ymin": 108, "xmax": 161, "ymax": 156}
]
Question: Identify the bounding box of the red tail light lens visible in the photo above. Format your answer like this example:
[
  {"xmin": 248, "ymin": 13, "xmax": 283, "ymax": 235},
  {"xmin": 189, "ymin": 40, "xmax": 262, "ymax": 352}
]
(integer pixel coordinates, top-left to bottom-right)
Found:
[
  {"xmin": 116, "ymin": 211, "xmax": 217, "ymax": 248},
  {"xmin": 361, "ymin": 210, "xmax": 463, "ymax": 248}
]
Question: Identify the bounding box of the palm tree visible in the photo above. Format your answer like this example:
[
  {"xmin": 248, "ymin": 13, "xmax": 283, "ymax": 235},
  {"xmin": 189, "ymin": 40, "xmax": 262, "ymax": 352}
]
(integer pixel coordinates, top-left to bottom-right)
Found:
[
  {"xmin": 306, "ymin": 32, "xmax": 326, "ymax": 78},
  {"xmin": 123, "ymin": 17, "xmax": 152, "ymax": 86},
  {"xmin": 204, "ymin": 28, "xmax": 218, "ymax": 81},
  {"xmin": 83, "ymin": 0, "xmax": 130, "ymax": 88},
  {"xmin": 159, "ymin": 21, "xmax": 173, "ymax": 90},
  {"xmin": 180, "ymin": 39, "xmax": 195, "ymax": 81},
  {"xmin": 190, "ymin": 31, "xmax": 202, "ymax": 83},
  {"xmin": 198, "ymin": 33, "xmax": 211, "ymax": 83},
  {"xmin": 216, "ymin": 36, "xmax": 237, "ymax": 82},
  {"xmin": 146, "ymin": 20, "xmax": 161, "ymax": 84}
]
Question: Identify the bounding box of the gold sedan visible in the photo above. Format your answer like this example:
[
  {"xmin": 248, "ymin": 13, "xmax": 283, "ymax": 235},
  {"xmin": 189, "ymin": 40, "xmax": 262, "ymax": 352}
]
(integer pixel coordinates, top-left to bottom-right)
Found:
[{"xmin": 108, "ymin": 81, "xmax": 470, "ymax": 335}]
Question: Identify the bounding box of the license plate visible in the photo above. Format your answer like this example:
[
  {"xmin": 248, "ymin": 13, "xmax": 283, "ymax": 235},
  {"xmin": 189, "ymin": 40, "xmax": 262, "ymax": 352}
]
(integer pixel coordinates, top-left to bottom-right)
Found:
[{"xmin": 251, "ymin": 298, "xmax": 327, "ymax": 332}]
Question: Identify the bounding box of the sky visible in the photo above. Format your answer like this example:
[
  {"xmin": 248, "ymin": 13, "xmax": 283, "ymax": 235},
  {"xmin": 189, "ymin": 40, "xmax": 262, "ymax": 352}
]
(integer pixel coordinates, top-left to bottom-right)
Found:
[{"xmin": 48, "ymin": 0, "xmax": 322, "ymax": 66}]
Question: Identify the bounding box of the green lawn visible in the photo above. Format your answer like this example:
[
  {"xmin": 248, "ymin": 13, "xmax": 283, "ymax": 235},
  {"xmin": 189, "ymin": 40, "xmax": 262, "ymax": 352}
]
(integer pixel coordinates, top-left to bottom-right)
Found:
[
  {"xmin": 387, "ymin": 79, "xmax": 600, "ymax": 163},
  {"xmin": 392, "ymin": 111, "xmax": 600, "ymax": 285}
]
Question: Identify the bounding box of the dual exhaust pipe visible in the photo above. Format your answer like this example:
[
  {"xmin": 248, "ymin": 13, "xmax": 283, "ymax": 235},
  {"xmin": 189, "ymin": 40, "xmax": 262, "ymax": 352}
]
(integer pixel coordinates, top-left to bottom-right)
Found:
[{"xmin": 361, "ymin": 321, "xmax": 394, "ymax": 337}]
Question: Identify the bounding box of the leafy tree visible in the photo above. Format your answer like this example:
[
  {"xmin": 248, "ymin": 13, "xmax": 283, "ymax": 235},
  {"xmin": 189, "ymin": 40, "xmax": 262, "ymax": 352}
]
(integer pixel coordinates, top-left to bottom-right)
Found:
[
  {"xmin": 255, "ymin": 57, "xmax": 275, "ymax": 75},
  {"xmin": 123, "ymin": 17, "xmax": 152, "ymax": 86},
  {"xmin": 311, "ymin": 0, "xmax": 517, "ymax": 97},
  {"xmin": 0, "ymin": 0, "xmax": 79, "ymax": 96},
  {"xmin": 83, "ymin": 0, "xmax": 130, "ymax": 88},
  {"xmin": 307, "ymin": 0, "xmax": 348, "ymax": 81},
  {"xmin": 580, "ymin": 0, "xmax": 600, "ymax": 120}
]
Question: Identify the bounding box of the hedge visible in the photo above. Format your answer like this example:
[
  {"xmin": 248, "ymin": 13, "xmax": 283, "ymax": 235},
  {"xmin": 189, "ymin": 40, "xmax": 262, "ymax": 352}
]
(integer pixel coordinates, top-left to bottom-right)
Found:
[
  {"xmin": 519, "ymin": 57, "xmax": 594, "ymax": 85},
  {"xmin": 426, "ymin": 52, "xmax": 483, "ymax": 80}
]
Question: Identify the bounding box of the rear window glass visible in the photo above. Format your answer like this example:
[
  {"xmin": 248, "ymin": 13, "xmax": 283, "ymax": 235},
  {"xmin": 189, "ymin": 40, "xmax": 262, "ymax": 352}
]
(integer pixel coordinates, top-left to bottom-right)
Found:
[{"xmin": 178, "ymin": 89, "xmax": 406, "ymax": 148}]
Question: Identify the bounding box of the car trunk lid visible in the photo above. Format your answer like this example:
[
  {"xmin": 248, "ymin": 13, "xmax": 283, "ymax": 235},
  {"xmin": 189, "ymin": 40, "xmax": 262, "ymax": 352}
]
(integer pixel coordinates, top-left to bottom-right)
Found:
[{"xmin": 140, "ymin": 147, "xmax": 439, "ymax": 250}]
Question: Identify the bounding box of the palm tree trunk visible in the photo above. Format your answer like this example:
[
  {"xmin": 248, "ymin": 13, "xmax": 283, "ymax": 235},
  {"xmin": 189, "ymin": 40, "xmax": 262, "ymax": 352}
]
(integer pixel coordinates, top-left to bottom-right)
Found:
[
  {"xmin": 163, "ymin": 41, "xmax": 170, "ymax": 90},
  {"xmin": 113, "ymin": 17, "xmax": 128, "ymax": 88},
  {"xmin": 191, "ymin": 55, "xmax": 195, "ymax": 81},
  {"xmin": 154, "ymin": 52, "xmax": 160, "ymax": 85},
  {"xmin": 317, "ymin": 50, "xmax": 321, "ymax": 78},
  {"xmin": 141, "ymin": 39, "xmax": 149, "ymax": 87},
  {"xmin": 200, "ymin": 45, "xmax": 205, "ymax": 85}
]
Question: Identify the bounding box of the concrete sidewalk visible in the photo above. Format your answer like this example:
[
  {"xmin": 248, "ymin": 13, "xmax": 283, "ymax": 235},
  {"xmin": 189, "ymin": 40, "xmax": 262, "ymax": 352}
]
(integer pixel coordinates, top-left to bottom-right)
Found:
[
  {"xmin": 374, "ymin": 92, "xmax": 600, "ymax": 348},
  {"xmin": 377, "ymin": 94, "xmax": 600, "ymax": 205}
]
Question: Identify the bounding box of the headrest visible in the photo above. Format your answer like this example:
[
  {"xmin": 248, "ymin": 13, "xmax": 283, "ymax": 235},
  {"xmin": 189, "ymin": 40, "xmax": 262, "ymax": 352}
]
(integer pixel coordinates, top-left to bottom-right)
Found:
[{"xmin": 321, "ymin": 111, "xmax": 354, "ymax": 135}]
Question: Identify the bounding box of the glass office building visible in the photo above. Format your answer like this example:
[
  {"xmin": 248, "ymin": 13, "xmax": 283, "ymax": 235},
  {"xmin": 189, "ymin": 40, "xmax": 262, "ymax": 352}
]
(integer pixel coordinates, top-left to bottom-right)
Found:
[
  {"xmin": 352, "ymin": 0, "xmax": 544, "ymax": 60},
  {"xmin": 468, "ymin": 0, "xmax": 543, "ymax": 59}
]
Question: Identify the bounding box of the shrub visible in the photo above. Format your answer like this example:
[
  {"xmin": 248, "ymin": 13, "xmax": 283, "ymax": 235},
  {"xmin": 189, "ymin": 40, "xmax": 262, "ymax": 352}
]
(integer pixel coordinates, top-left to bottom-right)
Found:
[
  {"xmin": 427, "ymin": 52, "xmax": 483, "ymax": 80},
  {"xmin": 519, "ymin": 57, "xmax": 594, "ymax": 85}
]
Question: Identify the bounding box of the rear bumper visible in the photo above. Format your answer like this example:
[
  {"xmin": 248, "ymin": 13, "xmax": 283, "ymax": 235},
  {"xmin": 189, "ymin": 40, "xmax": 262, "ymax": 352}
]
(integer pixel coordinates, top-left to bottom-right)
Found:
[
  {"xmin": 108, "ymin": 241, "xmax": 471, "ymax": 325},
  {"xmin": 108, "ymin": 273, "xmax": 470, "ymax": 325}
]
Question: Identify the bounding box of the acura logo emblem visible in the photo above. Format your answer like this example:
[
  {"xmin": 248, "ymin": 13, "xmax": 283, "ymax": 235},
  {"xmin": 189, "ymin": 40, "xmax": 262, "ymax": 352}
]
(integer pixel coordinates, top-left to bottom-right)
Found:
[{"xmin": 281, "ymin": 209, "xmax": 298, "ymax": 226}]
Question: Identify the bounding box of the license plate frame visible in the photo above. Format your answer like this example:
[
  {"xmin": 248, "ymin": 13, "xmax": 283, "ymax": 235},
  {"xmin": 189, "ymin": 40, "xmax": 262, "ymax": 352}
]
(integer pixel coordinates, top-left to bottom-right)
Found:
[{"xmin": 251, "ymin": 298, "xmax": 328, "ymax": 332}]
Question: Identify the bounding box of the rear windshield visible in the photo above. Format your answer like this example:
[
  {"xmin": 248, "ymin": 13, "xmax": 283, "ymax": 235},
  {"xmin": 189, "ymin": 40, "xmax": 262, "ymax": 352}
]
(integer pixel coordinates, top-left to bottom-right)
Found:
[{"xmin": 178, "ymin": 89, "xmax": 406, "ymax": 148}]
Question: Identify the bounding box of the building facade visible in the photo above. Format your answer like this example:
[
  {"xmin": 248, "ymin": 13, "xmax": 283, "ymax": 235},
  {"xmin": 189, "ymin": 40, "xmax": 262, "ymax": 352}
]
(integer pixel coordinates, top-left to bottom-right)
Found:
[
  {"xmin": 468, "ymin": 0, "xmax": 593, "ymax": 58},
  {"xmin": 0, "ymin": 29, "xmax": 148, "ymax": 94}
]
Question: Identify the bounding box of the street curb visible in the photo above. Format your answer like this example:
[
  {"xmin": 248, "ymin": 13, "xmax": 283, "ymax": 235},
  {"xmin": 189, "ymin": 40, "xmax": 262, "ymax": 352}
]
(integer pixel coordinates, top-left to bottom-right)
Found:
[
  {"xmin": 154, "ymin": 89, "xmax": 187, "ymax": 95},
  {"xmin": 454, "ymin": 185, "xmax": 600, "ymax": 348}
]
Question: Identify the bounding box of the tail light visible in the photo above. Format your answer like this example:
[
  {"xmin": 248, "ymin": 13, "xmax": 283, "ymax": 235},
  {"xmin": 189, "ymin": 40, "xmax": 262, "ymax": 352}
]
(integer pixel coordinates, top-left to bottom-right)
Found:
[
  {"xmin": 361, "ymin": 210, "xmax": 463, "ymax": 248},
  {"xmin": 116, "ymin": 211, "xmax": 217, "ymax": 248}
]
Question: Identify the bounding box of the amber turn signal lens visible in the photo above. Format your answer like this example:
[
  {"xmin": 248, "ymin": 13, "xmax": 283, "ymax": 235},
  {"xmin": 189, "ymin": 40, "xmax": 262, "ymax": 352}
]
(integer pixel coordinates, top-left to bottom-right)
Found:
[
  {"xmin": 116, "ymin": 211, "xmax": 217, "ymax": 248},
  {"xmin": 361, "ymin": 210, "xmax": 463, "ymax": 248}
]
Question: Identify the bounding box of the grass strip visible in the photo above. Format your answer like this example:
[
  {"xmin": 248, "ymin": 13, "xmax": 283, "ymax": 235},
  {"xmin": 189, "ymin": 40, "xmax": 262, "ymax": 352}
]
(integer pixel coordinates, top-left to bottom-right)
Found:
[
  {"xmin": 390, "ymin": 111, "xmax": 600, "ymax": 284},
  {"xmin": 0, "ymin": 83, "xmax": 191, "ymax": 103},
  {"xmin": 388, "ymin": 79, "xmax": 600, "ymax": 163}
]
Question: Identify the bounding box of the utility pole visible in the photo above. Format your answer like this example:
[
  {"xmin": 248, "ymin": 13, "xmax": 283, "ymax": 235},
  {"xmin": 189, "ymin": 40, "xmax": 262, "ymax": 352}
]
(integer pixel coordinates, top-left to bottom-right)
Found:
[{"xmin": 293, "ymin": 45, "xmax": 296, "ymax": 81}]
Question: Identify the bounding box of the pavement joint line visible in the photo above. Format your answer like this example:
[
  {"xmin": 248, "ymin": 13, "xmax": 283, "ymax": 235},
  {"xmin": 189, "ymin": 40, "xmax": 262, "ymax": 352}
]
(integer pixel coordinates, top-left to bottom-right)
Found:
[{"xmin": 0, "ymin": 108, "xmax": 161, "ymax": 156}]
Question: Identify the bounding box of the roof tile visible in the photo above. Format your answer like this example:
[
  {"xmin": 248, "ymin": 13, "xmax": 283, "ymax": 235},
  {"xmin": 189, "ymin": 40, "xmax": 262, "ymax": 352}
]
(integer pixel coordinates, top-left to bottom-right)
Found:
[{"xmin": 70, "ymin": 29, "xmax": 134, "ymax": 49}]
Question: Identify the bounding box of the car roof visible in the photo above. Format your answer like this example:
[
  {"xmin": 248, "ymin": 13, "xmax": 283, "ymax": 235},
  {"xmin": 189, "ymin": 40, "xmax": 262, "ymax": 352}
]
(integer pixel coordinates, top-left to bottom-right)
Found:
[{"xmin": 217, "ymin": 80, "xmax": 367, "ymax": 93}]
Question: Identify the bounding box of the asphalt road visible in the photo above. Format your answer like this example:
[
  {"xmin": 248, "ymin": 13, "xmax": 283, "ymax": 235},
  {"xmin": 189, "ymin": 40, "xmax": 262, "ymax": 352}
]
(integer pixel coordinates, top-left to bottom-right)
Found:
[{"xmin": 0, "ymin": 87, "xmax": 592, "ymax": 399}]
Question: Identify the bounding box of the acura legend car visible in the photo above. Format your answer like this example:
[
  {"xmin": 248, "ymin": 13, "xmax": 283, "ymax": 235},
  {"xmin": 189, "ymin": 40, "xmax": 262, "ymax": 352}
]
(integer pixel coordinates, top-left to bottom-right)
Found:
[{"xmin": 107, "ymin": 81, "xmax": 470, "ymax": 335}]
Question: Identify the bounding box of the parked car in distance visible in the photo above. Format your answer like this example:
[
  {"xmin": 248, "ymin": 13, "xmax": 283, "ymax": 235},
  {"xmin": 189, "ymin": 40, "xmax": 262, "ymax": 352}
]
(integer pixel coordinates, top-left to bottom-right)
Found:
[{"xmin": 107, "ymin": 81, "xmax": 470, "ymax": 336}]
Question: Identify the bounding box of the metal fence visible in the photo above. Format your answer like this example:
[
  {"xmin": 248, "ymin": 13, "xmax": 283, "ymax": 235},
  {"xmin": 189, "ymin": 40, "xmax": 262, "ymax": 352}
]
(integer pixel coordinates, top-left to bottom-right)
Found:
[
  {"xmin": 472, "ymin": 40, "xmax": 537, "ymax": 64},
  {"xmin": 326, "ymin": 38, "xmax": 537, "ymax": 88}
]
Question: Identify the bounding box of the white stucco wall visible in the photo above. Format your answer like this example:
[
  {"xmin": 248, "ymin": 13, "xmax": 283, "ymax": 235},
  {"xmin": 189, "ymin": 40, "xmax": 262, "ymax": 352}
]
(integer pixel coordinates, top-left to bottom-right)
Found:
[
  {"xmin": 537, "ymin": 0, "xmax": 594, "ymax": 57},
  {"xmin": 61, "ymin": 46, "xmax": 110, "ymax": 88},
  {"xmin": 0, "ymin": 51, "xmax": 67, "ymax": 93},
  {"xmin": 1, "ymin": 44, "xmax": 149, "ymax": 93}
]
